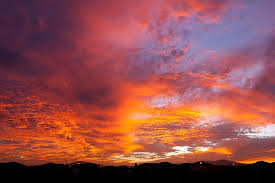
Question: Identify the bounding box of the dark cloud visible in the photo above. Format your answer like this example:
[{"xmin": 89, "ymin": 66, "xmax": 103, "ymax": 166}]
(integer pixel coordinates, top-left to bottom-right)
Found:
[
  {"xmin": 209, "ymin": 122, "xmax": 240, "ymax": 139},
  {"xmin": 232, "ymin": 138, "xmax": 275, "ymax": 161},
  {"xmin": 0, "ymin": 46, "xmax": 48, "ymax": 76},
  {"xmin": 0, "ymin": 140, "xmax": 20, "ymax": 145},
  {"xmin": 75, "ymin": 87, "xmax": 117, "ymax": 108},
  {"xmin": 0, "ymin": 111, "xmax": 9, "ymax": 120}
]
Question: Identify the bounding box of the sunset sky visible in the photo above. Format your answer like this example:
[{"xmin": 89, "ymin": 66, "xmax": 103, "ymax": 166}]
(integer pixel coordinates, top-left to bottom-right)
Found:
[{"xmin": 0, "ymin": 0, "xmax": 274, "ymax": 165}]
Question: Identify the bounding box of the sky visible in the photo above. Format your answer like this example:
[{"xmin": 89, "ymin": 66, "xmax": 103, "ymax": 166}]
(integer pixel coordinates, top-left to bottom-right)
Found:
[{"xmin": 0, "ymin": 0, "xmax": 274, "ymax": 165}]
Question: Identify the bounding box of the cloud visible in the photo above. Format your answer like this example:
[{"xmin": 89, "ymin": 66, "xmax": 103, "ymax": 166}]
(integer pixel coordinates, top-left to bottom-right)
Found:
[
  {"xmin": 168, "ymin": 0, "xmax": 230, "ymax": 23},
  {"xmin": 236, "ymin": 124, "xmax": 275, "ymax": 139},
  {"xmin": 0, "ymin": 0, "xmax": 274, "ymax": 165},
  {"xmin": 165, "ymin": 146, "xmax": 191, "ymax": 157},
  {"xmin": 0, "ymin": 140, "xmax": 20, "ymax": 145}
]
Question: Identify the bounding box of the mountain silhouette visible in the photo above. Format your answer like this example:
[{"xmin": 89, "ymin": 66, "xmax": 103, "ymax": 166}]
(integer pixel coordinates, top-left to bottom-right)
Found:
[
  {"xmin": 0, "ymin": 162, "xmax": 26, "ymax": 169},
  {"xmin": 206, "ymin": 159, "xmax": 244, "ymax": 166},
  {"xmin": 0, "ymin": 160, "xmax": 274, "ymax": 183}
]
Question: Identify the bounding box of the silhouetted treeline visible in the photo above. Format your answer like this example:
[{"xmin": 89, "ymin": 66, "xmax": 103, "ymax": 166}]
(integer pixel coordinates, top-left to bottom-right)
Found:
[{"xmin": 0, "ymin": 160, "xmax": 274, "ymax": 183}]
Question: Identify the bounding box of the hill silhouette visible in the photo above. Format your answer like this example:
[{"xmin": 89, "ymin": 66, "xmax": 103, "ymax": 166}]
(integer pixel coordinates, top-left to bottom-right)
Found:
[
  {"xmin": 0, "ymin": 160, "xmax": 274, "ymax": 183},
  {"xmin": 206, "ymin": 159, "xmax": 244, "ymax": 166}
]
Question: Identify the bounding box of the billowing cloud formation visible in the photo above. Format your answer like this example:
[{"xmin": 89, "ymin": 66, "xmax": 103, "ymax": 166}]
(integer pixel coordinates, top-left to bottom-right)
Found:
[{"xmin": 0, "ymin": 0, "xmax": 274, "ymax": 165}]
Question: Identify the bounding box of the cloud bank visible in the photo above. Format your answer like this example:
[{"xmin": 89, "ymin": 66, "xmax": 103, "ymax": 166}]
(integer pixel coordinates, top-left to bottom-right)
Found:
[{"xmin": 0, "ymin": 0, "xmax": 274, "ymax": 165}]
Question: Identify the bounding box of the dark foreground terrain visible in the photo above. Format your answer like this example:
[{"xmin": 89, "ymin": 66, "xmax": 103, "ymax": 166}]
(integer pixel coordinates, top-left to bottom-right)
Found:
[{"xmin": 0, "ymin": 160, "xmax": 274, "ymax": 183}]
